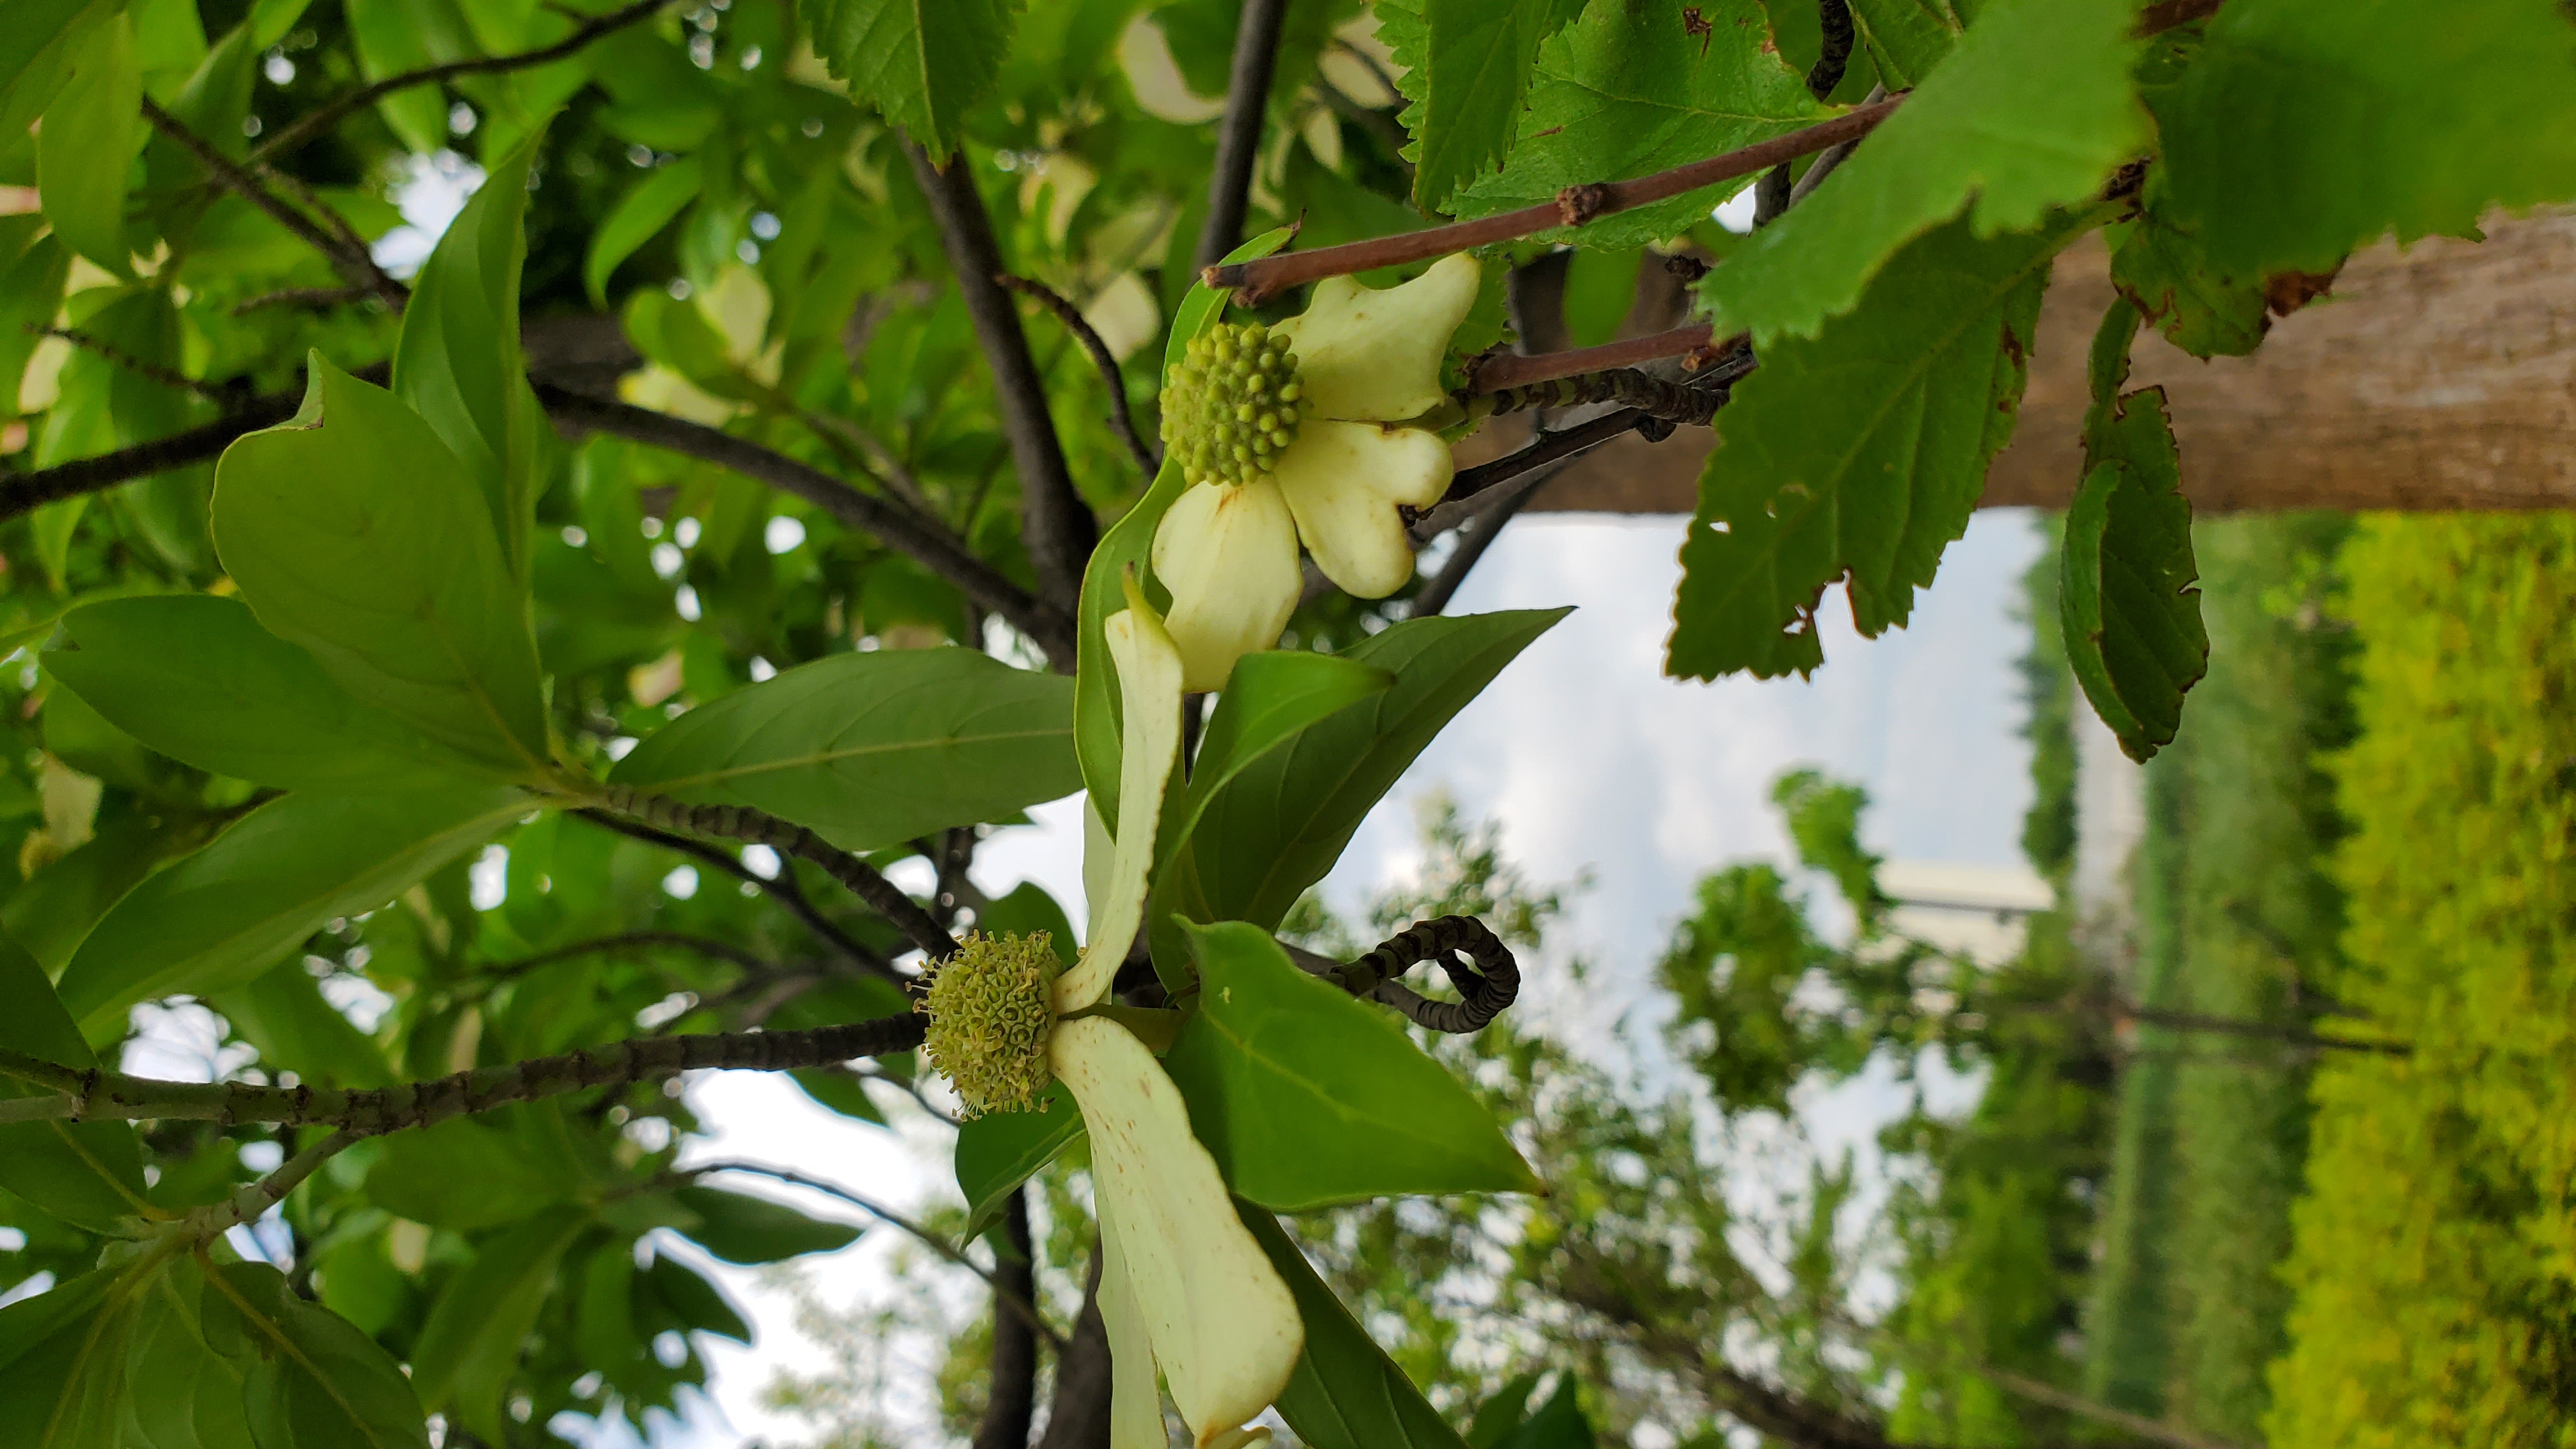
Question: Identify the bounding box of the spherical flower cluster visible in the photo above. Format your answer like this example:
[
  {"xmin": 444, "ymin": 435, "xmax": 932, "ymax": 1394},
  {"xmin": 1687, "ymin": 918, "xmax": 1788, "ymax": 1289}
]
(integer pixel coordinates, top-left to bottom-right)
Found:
[
  {"xmin": 918, "ymin": 930, "xmax": 1060, "ymax": 1117},
  {"xmin": 1160, "ymin": 321, "xmax": 1307, "ymax": 487}
]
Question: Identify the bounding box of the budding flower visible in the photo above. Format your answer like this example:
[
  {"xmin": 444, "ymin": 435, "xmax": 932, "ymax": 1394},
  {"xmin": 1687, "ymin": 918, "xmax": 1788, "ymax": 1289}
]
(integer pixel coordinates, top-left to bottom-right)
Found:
[
  {"xmin": 1161, "ymin": 321, "xmax": 1307, "ymax": 488},
  {"xmin": 917, "ymin": 930, "xmax": 1061, "ymax": 1117}
]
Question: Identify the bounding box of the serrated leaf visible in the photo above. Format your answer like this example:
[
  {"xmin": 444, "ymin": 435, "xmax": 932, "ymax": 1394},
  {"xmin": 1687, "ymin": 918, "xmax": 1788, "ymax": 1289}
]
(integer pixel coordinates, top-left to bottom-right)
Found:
[
  {"xmin": 47, "ymin": 595, "xmax": 507, "ymax": 792},
  {"xmin": 56, "ymin": 786, "xmax": 530, "ymax": 1034},
  {"xmin": 1700, "ymin": 0, "xmax": 2143, "ymax": 343},
  {"xmin": 1163, "ymin": 922, "xmax": 1540, "ymax": 1208},
  {"xmin": 1844, "ymin": 0, "xmax": 1959, "ymax": 88},
  {"xmin": 408, "ymin": 1206, "xmax": 590, "ymax": 1442},
  {"xmin": 954, "ymin": 1082, "xmax": 1082, "ymax": 1240},
  {"xmin": 802, "ymin": 0, "xmax": 1015, "ymax": 157},
  {"xmin": 671, "ymin": 1184, "xmax": 863, "ymax": 1264},
  {"xmin": 2158, "ymin": 0, "xmax": 2576, "ymax": 276},
  {"xmin": 1449, "ymin": 0, "xmax": 1833, "ymax": 251},
  {"xmin": 36, "ymin": 13, "xmax": 141, "ymax": 276},
  {"xmin": 1409, "ymin": 0, "xmax": 1587, "ymax": 211},
  {"xmin": 1668, "ymin": 213, "xmax": 2075, "ymax": 680},
  {"xmin": 213, "ymin": 1262, "xmax": 430, "ymax": 1449},
  {"xmin": 610, "ymin": 647, "xmax": 1078, "ymax": 852},
  {"xmin": 585, "ymin": 156, "xmax": 703, "ymax": 306},
  {"xmin": 2062, "ymin": 301, "xmax": 2205, "ymax": 762},
  {"xmin": 0, "ymin": 935, "xmax": 150, "ymax": 1232},
  {"xmin": 2106, "ymin": 174, "xmax": 2273, "ymax": 359},
  {"xmin": 395, "ymin": 130, "xmax": 548, "ymax": 578},
  {"xmin": 1239, "ymin": 1206, "xmax": 1470, "ymax": 1449},
  {"xmin": 213, "ymin": 357, "xmax": 551, "ymax": 782}
]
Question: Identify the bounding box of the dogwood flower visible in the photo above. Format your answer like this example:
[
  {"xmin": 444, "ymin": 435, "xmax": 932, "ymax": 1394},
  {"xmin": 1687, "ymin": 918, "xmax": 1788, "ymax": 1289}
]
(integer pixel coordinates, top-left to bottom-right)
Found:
[
  {"xmin": 1152, "ymin": 252, "xmax": 1483, "ymax": 690},
  {"xmin": 918, "ymin": 574, "xmax": 1303, "ymax": 1447}
]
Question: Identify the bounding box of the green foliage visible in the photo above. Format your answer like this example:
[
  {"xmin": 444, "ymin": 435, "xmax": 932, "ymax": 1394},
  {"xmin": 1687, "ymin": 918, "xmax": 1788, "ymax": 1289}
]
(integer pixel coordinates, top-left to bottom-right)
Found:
[
  {"xmin": 1844, "ymin": 0, "xmax": 1961, "ymax": 88},
  {"xmin": 801, "ymin": 0, "xmax": 1018, "ymax": 157},
  {"xmin": 1401, "ymin": 0, "xmax": 1586, "ymax": 212},
  {"xmin": 36, "ymin": 13, "xmax": 141, "ymax": 277},
  {"xmin": 2269, "ymin": 514, "xmax": 2576, "ymax": 1448},
  {"xmin": 0, "ymin": 939, "xmax": 146, "ymax": 1232},
  {"xmin": 1669, "ymin": 212, "xmax": 2068, "ymax": 679},
  {"xmin": 1699, "ymin": 0, "xmax": 2144, "ymax": 343},
  {"xmin": 1242, "ymin": 1202, "xmax": 1473, "ymax": 1449},
  {"xmin": 953, "ymin": 1082, "xmax": 1084, "ymax": 1239}
]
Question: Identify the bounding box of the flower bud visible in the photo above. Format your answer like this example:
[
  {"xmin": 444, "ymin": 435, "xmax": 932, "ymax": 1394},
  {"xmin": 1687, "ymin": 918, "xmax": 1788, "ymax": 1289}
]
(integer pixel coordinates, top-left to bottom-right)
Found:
[{"xmin": 918, "ymin": 931, "xmax": 1061, "ymax": 1117}]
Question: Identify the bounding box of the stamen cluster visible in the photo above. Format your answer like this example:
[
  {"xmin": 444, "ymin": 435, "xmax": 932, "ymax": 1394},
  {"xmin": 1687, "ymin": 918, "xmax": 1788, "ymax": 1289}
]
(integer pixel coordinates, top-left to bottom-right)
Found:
[
  {"xmin": 1160, "ymin": 321, "xmax": 1306, "ymax": 487},
  {"xmin": 918, "ymin": 931, "xmax": 1060, "ymax": 1117}
]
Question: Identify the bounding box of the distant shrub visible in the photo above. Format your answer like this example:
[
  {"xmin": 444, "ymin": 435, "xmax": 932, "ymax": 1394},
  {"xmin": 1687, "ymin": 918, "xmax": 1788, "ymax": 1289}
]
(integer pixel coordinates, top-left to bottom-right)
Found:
[{"xmin": 2267, "ymin": 515, "xmax": 2576, "ymax": 1448}]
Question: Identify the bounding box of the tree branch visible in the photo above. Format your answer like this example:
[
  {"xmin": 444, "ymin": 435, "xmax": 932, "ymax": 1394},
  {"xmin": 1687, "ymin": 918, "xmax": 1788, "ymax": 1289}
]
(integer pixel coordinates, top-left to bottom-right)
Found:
[
  {"xmin": 902, "ymin": 143, "xmax": 1100, "ymax": 618},
  {"xmin": 1205, "ymin": 96, "xmax": 1906, "ymax": 302},
  {"xmin": 595, "ymin": 786, "xmax": 959, "ymax": 962},
  {"xmin": 1280, "ymin": 917, "xmax": 1521, "ymax": 1034},
  {"xmin": 1195, "ymin": 0, "xmax": 1292, "ymax": 273},
  {"xmin": 482, "ymin": 928, "xmax": 783, "ymax": 981},
  {"xmin": 1038, "ymin": 1245, "xmax": 1114, "ymax": 1449},
  {"xmin": 1468, "ymin": 325, "xmax": 1735, "ymax": 393},
  {"xmin": 1407, "ymin": 476, "xmax": 1547, "ymax": 620},
  {"xmin": 996, "ymin": 273, "xmax": 1160, "ymax": 479},
  {"xmin": 247, "ymin": 0, "xmax": 675, "ymax": 165},
  {"xmin": 178, "ymin": 1130, "xmax": 359, "ymax": 1242},
  {"xmin": 1481, "ymin": 366, "xmax": 1744, "ymax": 429},
  {"xmin": 0, "ymin": 1016, "xmax": 927, "ymax": 1130},
  {"xmin": 142, "ymin": 98, "xmax": 408, "ymax": 310},
  {"xmin": 26, "ymin": 325, "xmax": 238, "ymax": 402},
  {"xmin": 975, "ymin": 1188, "xmax": 1043, "ymax": 1449},
  {"xmin": 573, "ymin": 810, "xmax": 895, "ymax": 977},
  {"xmin": 1409, "ymin": 408, "xmax": 1658, "ymax": 540},
  {"xmin": 1754, "ymin": 0, "xmax": 1855, "ymax": 227}
]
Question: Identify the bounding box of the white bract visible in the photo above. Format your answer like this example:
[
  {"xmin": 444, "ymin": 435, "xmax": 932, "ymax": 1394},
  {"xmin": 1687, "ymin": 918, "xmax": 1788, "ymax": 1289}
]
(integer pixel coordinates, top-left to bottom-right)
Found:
[{"xmin": 1152, "ymin": 252, "xmax": 1483, "ymax": 690}]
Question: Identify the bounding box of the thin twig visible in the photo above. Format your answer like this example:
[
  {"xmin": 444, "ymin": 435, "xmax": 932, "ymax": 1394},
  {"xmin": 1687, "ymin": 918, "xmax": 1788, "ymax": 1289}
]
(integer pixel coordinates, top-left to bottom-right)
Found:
[
  {"xmin": 1283, "ymin": 917, "xmax": 1520, "ymax": 1034},
  {"xmin": 1205, "ymin": 96, "xmax": 1906, "ymax": 303},
  {"xmin": 0, "ymin": 1016, "xmax": 928, "ymax": 1128},
  {"xmin": 142, "ymin": 98, "xmax": 409, "ymax": 310},
  {"xmin": 178, "ymin": 1131, "xmax": 359, "ymax": 1242},
  {"xmin": 574, "ymin": 811, "xmax": 895, "ymax": 977},
  {"xmin": 687, "ymin": 1160, "xmax": 1066, "ymax": 1352},
  {"xmin": 1195, "ymin": 0, "xmax": 1292, "ymax": 273},
  {"xmin": 483, "ymin": 929, "xmax": 779, "ymax": 980},
  {"xmin": 23, "ymin": 325, "xmax": 236, "ymax": 401},
  {"xmin": 595, "ymin": 786, "xmax": 960, "ymax": 962},
  {"xmin": 1754, "ymin": 0, "xmax": 1855, "ymax": 226},
  {"xmin": 996, "ymin": 274, "xmax": 1160, "ymax": 477},
  {"xmin": 1409, "ymin": 408, "xmax": 1654, "ymax": 540},
  {"xmin": 1468, "ymin": 325, "xmax": 1736, "ymax": 393},
  {"xmin": 247, "ymin": 0, "xmax": 675, "ymax": 164},
  {"xmin": 1407, "ymin": 477, "xmax": 1547, "ymax": 620},
  {"xmin": 902, "ymin": 142, "xmax": 1099, "ymax": 622},
  {"xmin": 229, "ymin": 284, "xmax": 373, "ymax": 315},
  {"xmin": 1481, "ymin": 366, "xmax": 1740, "ymax": 429}
]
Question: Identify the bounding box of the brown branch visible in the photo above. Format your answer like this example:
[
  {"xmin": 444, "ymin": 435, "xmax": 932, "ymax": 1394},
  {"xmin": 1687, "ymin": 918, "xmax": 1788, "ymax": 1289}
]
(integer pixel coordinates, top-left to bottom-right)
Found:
[
  {"xmin": 0, "ymin": 1015, "xmax": 928, "ymax": 1130},
  {"xmin": 2135, "ymin": 0, "xmax": 2224, "ymax": 34},
  {"xmin": 902, "ymin": 143, "xmax": 1100, "ymax": 620},
  {"xmin": 142, "ymin": 97, "xmax": 409, "ymax": 311},
  {"xmin": 576, "ymin": 811, "xmax": 897, "ymax": 977},
  {"xmin": 1195, "ymin": 0, "xmax": 1293, "ymax": 273},
  {"xmin": 1468, "ymin": 325, "xmax": 1736, "ymax": 392},
  {"xmin": 246, "ymin": 0, "xmax": 675, "ymax": 164},
  {"xmin": 1409, "ymin": 408, "xmax": 1657, "ymax": 540},
  {"xmin": 996, "ymin": 273, "xmax": 1160, "ymax": 477},
  {"xmin": 1279, "ymin": 917, "xmax": 1521, "ymax": 1034},
  {"xmin": 1206, "ymin": 96, "xmax": 1907, "ymax": 303},
  {"xmin": 1755, "ymin": 0, "xmax": 1856, "ymax": 226},
  {"xmin": 1038, "ymin": 1246, "xmax": 1114, "ymax": 1449},
  {"xmin": 1482, "ymin": 365, "xmax": 1745, "ymax": 429},
  {"xmin": 535, "ymin": 383, "xmax": 1075, "ymax": 661},
  {"xmin": 595, "ymin": 786, "xmax": 960, "ymax": 962},
  {"xmin": 975, "ymin": 1188, "xmax": 1043, "ymax": 1449}
]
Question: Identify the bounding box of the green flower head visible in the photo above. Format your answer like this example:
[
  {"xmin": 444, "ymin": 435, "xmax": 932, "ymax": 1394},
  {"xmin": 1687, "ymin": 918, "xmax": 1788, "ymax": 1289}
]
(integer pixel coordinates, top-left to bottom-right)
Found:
[
  {"xmin": 919, "ymin": 931, "xmax": 1060, "ymax": 1117},
  {"xmin": 1160, "ymin": 320, "xmax": 1307, "ymax": 487}
]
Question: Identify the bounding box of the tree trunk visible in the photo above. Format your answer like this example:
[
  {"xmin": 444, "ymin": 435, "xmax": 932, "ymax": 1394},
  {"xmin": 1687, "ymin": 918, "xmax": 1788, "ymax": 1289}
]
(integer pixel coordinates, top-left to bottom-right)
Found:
[
  {"xmin": 972, "ymin": 1190, "xmax": 1041, "ymax": 1449},
  {"xmin": 1485, "ymin": 211, "xmax": 2576, "ymax": 515}
]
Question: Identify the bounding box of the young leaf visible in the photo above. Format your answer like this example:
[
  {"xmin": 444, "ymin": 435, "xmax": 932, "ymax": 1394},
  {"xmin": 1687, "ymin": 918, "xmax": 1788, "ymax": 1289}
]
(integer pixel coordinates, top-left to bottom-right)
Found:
[
  {"xmin": 47, "ymin": 595, "xmax": 507, "ymax": 792},
  {"xmin": 1446, "ymin": 0, "xmax": 1834, "ymax": 250},
  {"xmin": 395, "ymin": 130, "xmax": 548, "ymax": 577},
  {"xmin": 670, "ymin": 1185, "xmax": 864, "ymax": 1264},
  {"xmin": 213, "ymin": 356, "xmax": 552, "ymax": 782},
  {"xmin": 585, "ymin": 155, "xmax": 703, "ymax": 306},
  {"xmin": 1668, "ymin": 212, "xmax": 2076, "ymax": 680},
  {"xmin": 608, "ymin": 647, "xmax": 1080, "ymax": 852},
  {"xmin": 54, "ymin": 786, "xmax": 531, "ymax": 1034},
  {"xmin": 1162, "ymin": 921, "xmax": 1542, "ymax": 1209},
  {"xmin": 213, "ymin": 1261, "xmax": 431, "ymax": 1449},
  {"xmin": 1699, "ymin": 0, "xmax": 2143, "ymax": 342},
  {"xmin": 1405, "ymin": 0, "xmax": 1587, "ymax": 213},
  {"xmin": 1160, "ymin": 650, "xmax": 1394, "ymax": 871},
  {"xmin": 36, "ymin": 12, "xmax": 140, "ymax": 276},
  {"xmin": 1238, "ymin": 1206, "xmax": 1471, "ymax": 1449},
  {"xmin": 954, "ymin": 1082, "xmax": 1083, "ymax": 1240},
  {"xmin": 1845, "ymin": 0, "xmax": 1960, "ymax": 88},
  {"xmin": 2158, "ymin": 0, "xmax": 2576, "ymax": 277},
  {"xmin": 802, "ymin": 0, "xmax": 1014, "ymax": 157},
  {"xmin": 407, "ymin": 1206, "xmax": 592, "ymax": 1443},
  {"xmin": 0, "ymin": 935, "xmax": 150, "ymax": 1232},
  {"xmin": 1153, "ymin": 609, "xmax": 1566, "ymax": 975}
]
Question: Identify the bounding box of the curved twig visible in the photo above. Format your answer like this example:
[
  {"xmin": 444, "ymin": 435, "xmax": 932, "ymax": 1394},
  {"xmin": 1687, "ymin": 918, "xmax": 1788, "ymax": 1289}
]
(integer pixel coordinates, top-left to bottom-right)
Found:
[
  {"xmin": 995, "ymin": 273, "xmax": 1160, "ymax": 477},
  {"xmin": 1307, "ymin": 916, "xmax": 1521, "ymax": 1034}
]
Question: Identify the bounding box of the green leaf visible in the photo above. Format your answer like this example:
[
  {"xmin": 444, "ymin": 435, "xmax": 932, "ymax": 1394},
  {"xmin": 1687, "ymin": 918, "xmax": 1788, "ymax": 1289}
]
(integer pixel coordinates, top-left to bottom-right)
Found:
[
  {"xmin": 212, "ymin": 356, "xmax": 552, "ymax": 782},
  {"xmin": 0, "ymin": 1263, "xmax": 137, "ymax": 1446},
  {"xmin": 1490, "ymin": 1376, "xmax": 1596, "ymax": 1449},
  {"xmin": 0, "ymin": 234, "xmax": 71, "ymax": 424},
  {"xmin": 1239, "ymin": 1205, "xmax": 1471, "ymax": 1449},
  {"xmin": 1448, "ymin": 0, "xmax": 1834, "ymax": 250},
  {"xmin": 365, "ymin": 1105, "xmax": 590, "ymax": 1230},
  {"xmin": 1844, "ymin": 0, "xmax": 1961, "ymax": 88},
  {"xmin": 55, "ymin": 786, "xmax": 530, "ymax": 1034},
  {"xmin": 340, "ymin": 0, "xmax": 463, "ymax": 153},
  {"xmin": 206, "ymin": 958, "xmax": 395, "ymax": 1090},
  {"xmin": 0, "ymin": 0, "xmax": 111, "ymax": 142},
  {"xmin": 1408, "ymin": 0, "xmax": 1586, "ymax": 212},
  {"xmin": 802, "ymin": 0, "xmax": 1015, "ymax": 157},
  {"xmin": 396, "ymin": 131, "xmax": 548, "ymax": 578},
  {"xmin": 408, "ymin": 1205, "xmax": 590, "ymax": 1442},
  {"xmin": 47, "ymin": 595, "xmax": 506, "ymax": 792},
  {"xmin": 1467, "ymin": 1373, "xmax": 1544, "ymax": 1449},
  {"xmin": 671, "ymin": 1184, "xmax": 863, "ymax": 1264},
  {"xmin": 1153, "ymin": 609, "xmax": 1565, "ymax": 977},
  {"xmin": 610, "ymin": 647, "xmax": 1080, "ymax": 852},
  {"xmin": 1163, "ymin": 921, "xmax": 1540, "ymax": 1208},
  {"xmin": 2158, "ymin": 0, "xmax": 2576, "ymax": 276},
  {"xmin": 2106, "ymin": 172, "xmax": 2274, "ymax": 359},
  {"xmin": 584, "ymin": 156, "xmax": 703, "ymax": 306},
  {"xmin": 954, "ymin": 1082, "xmax": 1082, "ymax": 1240},
  {"xmin": 36, "ymin": 13, "xmax": 140, "ymax": 276},
  {"xmin": 1699, "ymin": 0, "xmax": 2143, "ymax": 343},
  {"xmin": 788, "ymin": 1067, "xmax": 888, "ymax": 1125},
  {"xmin": 1073, "ymin": 226, "xmax": 1294, "ymax": 835},
  {"xmin": 1667, "ymin": 212, "xmax": 2076, "ymax": 680},
  {"xmin": 0, "ymin": 933, "xmax": 150, "ymax": 1232},
  {"xmin": 1163, "ymin": 650, "xmax": 1394, "ymax": 870},
  {"xmin": 641, "ymin": 1254, "xmax": 750, "ymax": 1343},
  {"xmin": 2061, "ymin": 302, "xmax": 2205, "ymax": 763},
  {"xmin": 125, "ymin": 1257, "xmax": 261, "ymax": 1449},
  {"xmin": 212, "ymin": 1261, "xmax": 430, "ymax": 1449}
]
